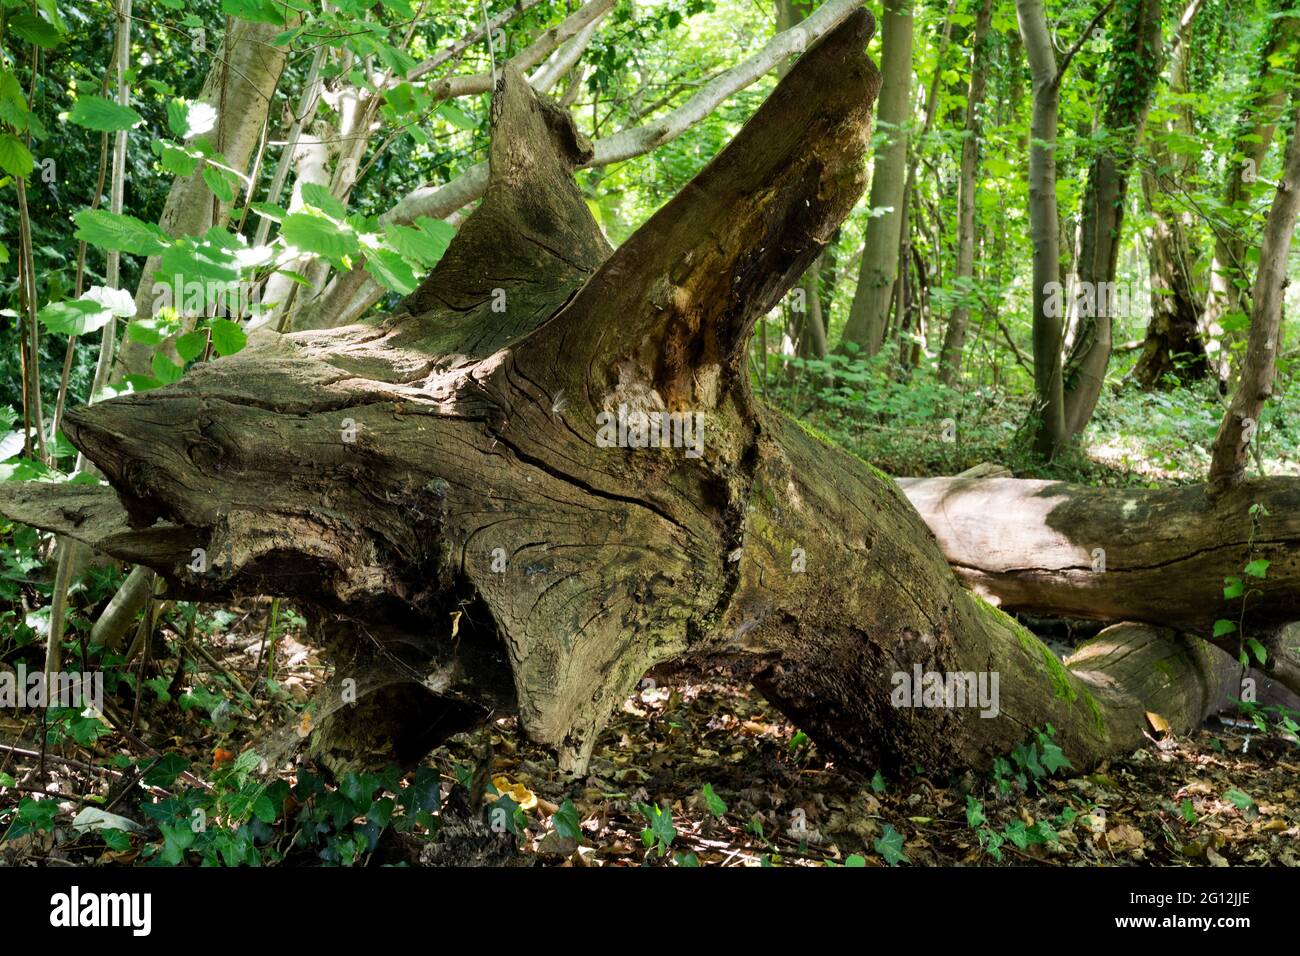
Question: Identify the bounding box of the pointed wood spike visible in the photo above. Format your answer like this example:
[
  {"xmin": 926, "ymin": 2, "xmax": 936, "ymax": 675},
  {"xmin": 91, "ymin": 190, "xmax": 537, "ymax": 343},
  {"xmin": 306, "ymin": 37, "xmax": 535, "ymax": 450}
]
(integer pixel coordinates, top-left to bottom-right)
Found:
[
  {"xmin": 526, "ymin": 10, "xmax": 881, "ymax": 413},
  {"xmin": 394, "ymin": 64, "xmax": 612, "ymax": 362}
]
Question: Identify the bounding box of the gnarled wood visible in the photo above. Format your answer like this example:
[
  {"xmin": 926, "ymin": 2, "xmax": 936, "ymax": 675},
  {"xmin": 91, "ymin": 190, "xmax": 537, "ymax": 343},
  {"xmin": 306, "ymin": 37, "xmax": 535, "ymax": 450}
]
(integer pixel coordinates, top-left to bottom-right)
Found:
[{"xmin": 0, "ymin": 10, "xmax": 1260, "ymax": 779}]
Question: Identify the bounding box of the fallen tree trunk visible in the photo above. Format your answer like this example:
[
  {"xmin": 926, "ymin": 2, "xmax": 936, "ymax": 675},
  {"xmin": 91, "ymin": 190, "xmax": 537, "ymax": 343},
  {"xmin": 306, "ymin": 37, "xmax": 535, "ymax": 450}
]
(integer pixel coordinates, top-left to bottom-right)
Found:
[
  {"xmin": 0, "ymin": 11, "xmax": 1250, "ymax": 778},
  {"xmin": 900, "ymin": 475, "xmax": 1300, "ymax": 694}
]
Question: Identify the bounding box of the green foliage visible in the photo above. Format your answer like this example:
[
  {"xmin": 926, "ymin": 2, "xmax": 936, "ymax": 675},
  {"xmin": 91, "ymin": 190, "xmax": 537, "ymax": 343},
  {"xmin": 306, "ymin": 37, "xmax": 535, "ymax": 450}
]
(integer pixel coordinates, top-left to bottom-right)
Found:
[
  {"xmin": 873, "ymin": 824, "xmax": 910, "ymax": 866},
  {"xmin": 635, "ymin": 801, "xmax": 677, "ymax": 858},
  {"xmin": 700, "ymin": 783, "xmax": 727, "ymax": 818},
  {"xmin": 992, "ymin": 725, "xmax": 1073, "ymax": 796}
]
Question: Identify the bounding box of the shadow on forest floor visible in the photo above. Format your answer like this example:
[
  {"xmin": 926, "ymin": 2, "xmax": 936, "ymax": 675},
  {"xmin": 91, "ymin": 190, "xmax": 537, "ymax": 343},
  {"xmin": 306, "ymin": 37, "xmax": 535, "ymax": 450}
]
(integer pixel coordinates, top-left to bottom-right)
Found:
[
  {"xmin": 5, "ymin": 607, "xmax": 1294, "ymax": 867},
  {"xmin": 425, "ymin": 662, "xmax": 1300, "ymax": 866}
]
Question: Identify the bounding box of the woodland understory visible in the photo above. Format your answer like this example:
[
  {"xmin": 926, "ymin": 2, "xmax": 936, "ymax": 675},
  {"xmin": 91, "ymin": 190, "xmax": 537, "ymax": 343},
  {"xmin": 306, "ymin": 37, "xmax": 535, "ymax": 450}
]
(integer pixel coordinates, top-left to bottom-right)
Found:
[{"xmin": 0, "ymin": 0, "xmax": 1299, "ymax": 868}]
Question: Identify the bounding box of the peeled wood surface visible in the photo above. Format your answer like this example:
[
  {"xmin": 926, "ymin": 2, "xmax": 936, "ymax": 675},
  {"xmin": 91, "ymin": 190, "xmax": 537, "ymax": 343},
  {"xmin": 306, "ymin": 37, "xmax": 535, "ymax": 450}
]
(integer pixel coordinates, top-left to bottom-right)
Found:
[
  {"xmin": 900, "ymin": 475, "xmax": 1300, "ymax": 692},
  {"xmin": 899, "ymin": 476, "xmax": 1300, "ymax": 631}
]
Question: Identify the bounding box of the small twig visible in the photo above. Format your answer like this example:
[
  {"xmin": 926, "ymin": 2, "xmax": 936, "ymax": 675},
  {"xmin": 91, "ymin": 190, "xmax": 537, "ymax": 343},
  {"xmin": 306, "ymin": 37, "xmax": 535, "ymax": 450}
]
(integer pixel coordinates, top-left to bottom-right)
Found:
[
  {"xmin": 1053, "ymin": 0, "xmax": 1119, "ymax": 86},
  {"xmin": 1, "ymin": 784, "xmax": 106, "ymax": 807},
  {"xmin": 0, "ymin": 744, "xmax": 127, "ymax": 779}
]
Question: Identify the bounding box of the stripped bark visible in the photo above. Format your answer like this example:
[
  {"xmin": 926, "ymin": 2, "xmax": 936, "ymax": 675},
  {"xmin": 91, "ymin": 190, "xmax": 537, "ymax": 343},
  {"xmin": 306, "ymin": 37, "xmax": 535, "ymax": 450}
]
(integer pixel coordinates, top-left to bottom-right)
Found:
[{"xmin": 900, "ymin": 474, "xmax": 1300, "ymax": 694}]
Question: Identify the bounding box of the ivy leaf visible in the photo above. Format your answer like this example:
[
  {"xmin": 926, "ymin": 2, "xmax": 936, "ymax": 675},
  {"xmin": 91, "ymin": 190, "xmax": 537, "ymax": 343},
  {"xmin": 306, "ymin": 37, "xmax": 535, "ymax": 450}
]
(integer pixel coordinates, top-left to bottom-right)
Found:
[
  {"xmin": 1245, "ymin": 638, "xmax": 1267, "ymax": 665},
  {"xmin": 1223, "ymin": 576, "xmax": 1244, "ymax": 600},
  {"xmin": 1003, "ymin": 819, "xmax": 1029, "ymax": 849},
  {"xmin": 700, "ymin": 783, "xmax": 727, "ymax": 818},
  {"xmin": 552, "ymin": 799, "xmax": 582, "ymax": 842},
  {"xmin": 158, "ymin": 823, "xmax": 196, "ymax": 865},
  {"xmin": 873, "ymin": 824, "xmax": 910, "ymax": 866},
  {"xmin": 142, "ymin": 752, "xmax": 190, "ymax": 787},
  {"xmin": 1212, "ymin": 619, "xmax": 1237, "ymax": 638},
  {"xmin": 843, "ymin": 854, "xmax": 867, "ymax": 866},
  {"xmin": 637, "ymin": 802, "xmax": 676, "ymax": 854},
  {"xmin": 251, "ymin": 793, "xmax": 277, "ymax": 824},
  {"xmin": 68, "ymin": 95, "xmax": 142, "ymax": 132},
  {"xmin": 102, "ymin": 828, "xmax": 132, "ymax": 852},
  {"xmin": 1039, "ymin": 740, "xmax": 1073, "ymax": 775},
  {"xmin": 400, "ymin": 766, "xmax": 441, "ymax": 819},
  {"xmin": 965, "ymin": 794, "xmax": 985, "ymax": 828}
]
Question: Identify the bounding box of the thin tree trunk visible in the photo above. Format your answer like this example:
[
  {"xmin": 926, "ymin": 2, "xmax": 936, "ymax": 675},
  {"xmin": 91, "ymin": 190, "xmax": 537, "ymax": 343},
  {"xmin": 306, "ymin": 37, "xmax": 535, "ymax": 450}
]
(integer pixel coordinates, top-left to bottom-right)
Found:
[
  {"xmin": 1016, "ymin": 0, "xmax": 1068, "ymax": 456},
  {"xmin": 44, "ymin": 0, "xmax": 134, "ymax": 677},
  {"xmin": 938, "ymin": 0, "xmax": 994, "ymax": 385},
  {"xmin": 1132, "ymin": 0, "xmax": 1208, "ymax": 388},
  {"xmin": 1204, "ymin": 12, "xmax": 1300, "ymax": 382},
  {"xmin": 893, "ymin": 1, "xmax": 955, "ymax": 371},
  {"xmin": 1208, "ymin": 100, "xmax": 1300, "ymax": 494},
  {"xmin": 115, "ymin": 17, "xmax": 293, "ymax": 377},
  {"xmin": 1061, "ymin": 0, "xmax": 1164, "ymax": 437},
  {"xmin": 1135, "ymin": 171, "xmax": 1208, "ymax": 386},
  {"xmin": 840, "ymin": 0, "xmax": 913, "ymax": 355}
]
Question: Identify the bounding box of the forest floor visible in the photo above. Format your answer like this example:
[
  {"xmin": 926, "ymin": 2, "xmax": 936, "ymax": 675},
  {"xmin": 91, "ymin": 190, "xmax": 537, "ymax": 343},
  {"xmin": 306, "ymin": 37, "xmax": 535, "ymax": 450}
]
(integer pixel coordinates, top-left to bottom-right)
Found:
[
  {"xmin": 4, "ymin": 381, "xmax": 1299, "ymax": 866},
  {"xmin": 1, "ymin": 608, "xmax": 1297, "ymax": 867}
]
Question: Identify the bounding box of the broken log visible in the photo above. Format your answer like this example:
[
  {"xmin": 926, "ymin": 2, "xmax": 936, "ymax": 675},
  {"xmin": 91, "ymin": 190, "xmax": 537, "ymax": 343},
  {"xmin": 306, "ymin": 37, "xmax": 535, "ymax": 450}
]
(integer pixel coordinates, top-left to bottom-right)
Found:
[
  {"xmin": 900, "ymin": 475, "xmax": 1300, "ymax": 694},
  {"xmin": 0, "ymin": 10, "xmax": 1253, "ymax": 778}
]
